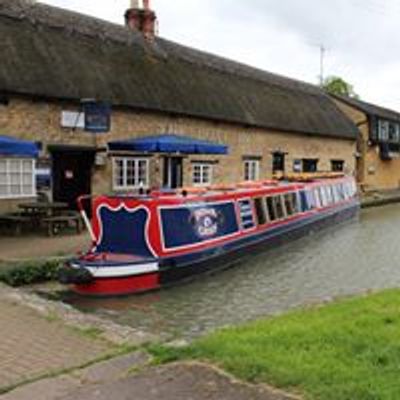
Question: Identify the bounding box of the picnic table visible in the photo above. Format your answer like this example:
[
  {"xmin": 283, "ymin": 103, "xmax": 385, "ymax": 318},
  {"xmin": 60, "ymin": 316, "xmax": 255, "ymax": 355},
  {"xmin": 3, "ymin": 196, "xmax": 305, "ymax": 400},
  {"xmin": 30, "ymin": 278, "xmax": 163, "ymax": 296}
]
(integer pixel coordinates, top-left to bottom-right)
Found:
[
  {"xmin": 18, "ymin": 201, "xmax": 68, "ymax": 216},
  {"xmin": 0, "ymin": 202, "xmax": 83, "ymax": 236}
]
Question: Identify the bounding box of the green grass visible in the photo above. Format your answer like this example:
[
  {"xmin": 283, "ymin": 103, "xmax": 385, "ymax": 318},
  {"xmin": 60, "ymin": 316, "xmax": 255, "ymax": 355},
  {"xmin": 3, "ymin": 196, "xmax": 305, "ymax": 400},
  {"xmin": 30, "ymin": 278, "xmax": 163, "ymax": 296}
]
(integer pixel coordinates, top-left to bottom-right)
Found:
[{"xmin": 150, "ymin": 289, "xmax": 400, "ymax": 400}]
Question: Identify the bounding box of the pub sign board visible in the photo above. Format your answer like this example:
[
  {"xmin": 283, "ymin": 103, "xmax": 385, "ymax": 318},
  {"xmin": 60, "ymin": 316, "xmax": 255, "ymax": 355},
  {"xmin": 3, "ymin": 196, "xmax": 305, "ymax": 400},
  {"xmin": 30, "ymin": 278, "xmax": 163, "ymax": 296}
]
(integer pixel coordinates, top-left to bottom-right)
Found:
[{"xmin": 82, "ymin": 100, "xmax": 111, "ymax": 133}]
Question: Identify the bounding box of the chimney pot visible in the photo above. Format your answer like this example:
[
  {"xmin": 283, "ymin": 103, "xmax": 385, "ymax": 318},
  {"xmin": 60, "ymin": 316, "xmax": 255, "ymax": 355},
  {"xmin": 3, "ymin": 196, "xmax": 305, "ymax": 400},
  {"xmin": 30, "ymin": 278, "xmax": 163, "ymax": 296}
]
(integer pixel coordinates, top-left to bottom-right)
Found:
[
  {"xmin": 130, "ymin": 0, "xmax": 140, "ymax": 8},
  {"xmin": 125, "ymin": 0, "xmax": 157, "ymax": 41}
]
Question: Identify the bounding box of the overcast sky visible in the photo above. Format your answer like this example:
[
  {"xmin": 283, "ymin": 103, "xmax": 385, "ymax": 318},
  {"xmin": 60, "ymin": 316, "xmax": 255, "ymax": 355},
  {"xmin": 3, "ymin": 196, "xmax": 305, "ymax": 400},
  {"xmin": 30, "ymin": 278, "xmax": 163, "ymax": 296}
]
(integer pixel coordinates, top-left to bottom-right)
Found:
[{"xmin": 41, "ymin": 0, "xmax": 400, "ymax": 111}]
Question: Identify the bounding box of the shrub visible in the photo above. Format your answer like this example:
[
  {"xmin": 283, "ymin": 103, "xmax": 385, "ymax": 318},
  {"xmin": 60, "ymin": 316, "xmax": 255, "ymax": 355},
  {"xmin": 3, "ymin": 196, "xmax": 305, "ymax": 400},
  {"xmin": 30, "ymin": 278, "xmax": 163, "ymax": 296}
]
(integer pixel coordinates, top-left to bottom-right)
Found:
[{"xmin": 0, "ymin": 260, "xmax": 60, "ymax": 287}]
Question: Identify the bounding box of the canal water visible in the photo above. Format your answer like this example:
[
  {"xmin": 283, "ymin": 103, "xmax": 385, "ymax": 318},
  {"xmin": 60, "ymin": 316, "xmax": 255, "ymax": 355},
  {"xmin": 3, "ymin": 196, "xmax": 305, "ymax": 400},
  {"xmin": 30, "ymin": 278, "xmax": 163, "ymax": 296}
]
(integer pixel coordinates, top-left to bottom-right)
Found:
[{"xmin": 52, "ymin": 204, "xmax": 400, "ymax": 340}]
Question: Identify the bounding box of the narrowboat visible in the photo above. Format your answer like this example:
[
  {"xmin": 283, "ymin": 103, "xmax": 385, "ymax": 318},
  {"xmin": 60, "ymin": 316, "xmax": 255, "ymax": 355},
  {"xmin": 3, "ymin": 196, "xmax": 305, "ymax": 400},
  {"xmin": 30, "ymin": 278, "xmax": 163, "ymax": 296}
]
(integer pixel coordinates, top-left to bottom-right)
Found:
[{"xmin": 59, "ymin": 173, "xmax": 359, "ymax": 296}]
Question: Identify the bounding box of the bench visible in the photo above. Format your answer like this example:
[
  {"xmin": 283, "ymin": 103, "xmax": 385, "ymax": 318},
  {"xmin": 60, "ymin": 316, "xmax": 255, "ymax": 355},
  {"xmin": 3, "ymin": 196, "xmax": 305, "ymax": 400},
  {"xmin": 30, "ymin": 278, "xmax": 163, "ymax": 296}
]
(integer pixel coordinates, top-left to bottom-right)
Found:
[
  {"xmin": 0, "ymin": 214, "xmax": 34, "ymax": 235},
  {"xmin": 42, "ymin": 212, "xmax": 83, "ymax": 236}
]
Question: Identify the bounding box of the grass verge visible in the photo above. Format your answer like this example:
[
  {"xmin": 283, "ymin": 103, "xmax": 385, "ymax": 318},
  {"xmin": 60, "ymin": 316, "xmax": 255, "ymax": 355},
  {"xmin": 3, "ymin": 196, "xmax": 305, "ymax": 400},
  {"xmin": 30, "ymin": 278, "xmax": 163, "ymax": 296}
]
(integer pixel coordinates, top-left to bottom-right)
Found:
[{"xmin": 150, "ymin": 289, "xmax": 400, "ymax": 400}]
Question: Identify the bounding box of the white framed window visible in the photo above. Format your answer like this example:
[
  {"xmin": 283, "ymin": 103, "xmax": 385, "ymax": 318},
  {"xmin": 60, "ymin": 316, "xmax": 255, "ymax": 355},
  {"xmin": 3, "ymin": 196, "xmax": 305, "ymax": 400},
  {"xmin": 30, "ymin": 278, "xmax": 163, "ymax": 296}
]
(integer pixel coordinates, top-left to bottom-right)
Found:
[
  {"xmin": 112, "ymin": 157, "xmax": 149, "ymax": 190},
  {"xmin": 0, "ymin": 158, "xmax": 36, "ymax": 199},
  {"xmin": 192, "ymin": 163, "xmax": 213, "ymax": 186},
  {"xmin": 244, "ymin": 160, "xmax": 260, "ymax": 181},
  {"xmin": 378, "ymin": 119, "xmax": 389, "ymax": 142}
]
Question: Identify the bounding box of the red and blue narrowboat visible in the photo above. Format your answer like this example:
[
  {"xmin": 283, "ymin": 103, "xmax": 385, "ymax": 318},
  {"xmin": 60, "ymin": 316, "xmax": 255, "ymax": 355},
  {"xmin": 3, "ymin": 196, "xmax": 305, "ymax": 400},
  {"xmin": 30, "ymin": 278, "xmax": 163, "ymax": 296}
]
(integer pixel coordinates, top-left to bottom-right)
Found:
[{"xmin": 59, "ymin": 174, "xmax": 359, "ymax": 296}]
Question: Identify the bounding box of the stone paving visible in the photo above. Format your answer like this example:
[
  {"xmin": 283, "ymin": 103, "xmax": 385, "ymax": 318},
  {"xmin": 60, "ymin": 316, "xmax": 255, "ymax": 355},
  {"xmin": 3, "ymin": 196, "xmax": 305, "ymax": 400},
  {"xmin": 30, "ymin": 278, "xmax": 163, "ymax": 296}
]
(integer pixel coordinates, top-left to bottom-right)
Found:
[
  {"xmin": 0, "ymin": 299, "xmax": 111, "ymax": 393},
  {"xmin": 2, "ymin": 360, "xmax": 297, "ymax": 400}
]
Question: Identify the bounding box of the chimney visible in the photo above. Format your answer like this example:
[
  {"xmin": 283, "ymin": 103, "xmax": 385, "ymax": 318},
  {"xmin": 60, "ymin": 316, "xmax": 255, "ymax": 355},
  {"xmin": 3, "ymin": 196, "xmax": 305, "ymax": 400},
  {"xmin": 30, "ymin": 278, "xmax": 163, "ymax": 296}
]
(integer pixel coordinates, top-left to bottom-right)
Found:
[{"xmin": 125, "ymin": 0, "xmax": 158, "ymax": 41}]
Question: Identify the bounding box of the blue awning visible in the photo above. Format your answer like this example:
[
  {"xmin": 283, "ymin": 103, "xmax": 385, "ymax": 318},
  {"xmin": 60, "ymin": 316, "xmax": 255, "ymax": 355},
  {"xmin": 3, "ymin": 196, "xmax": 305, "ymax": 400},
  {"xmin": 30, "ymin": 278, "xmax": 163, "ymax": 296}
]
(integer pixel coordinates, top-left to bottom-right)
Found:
[
  {"xmin": 0, "ymin": 135, "xmax": 39, "ymax": 157},
  {"xmin": 108, "ymin": 134, "xmax": 228, "ymax": 155}
]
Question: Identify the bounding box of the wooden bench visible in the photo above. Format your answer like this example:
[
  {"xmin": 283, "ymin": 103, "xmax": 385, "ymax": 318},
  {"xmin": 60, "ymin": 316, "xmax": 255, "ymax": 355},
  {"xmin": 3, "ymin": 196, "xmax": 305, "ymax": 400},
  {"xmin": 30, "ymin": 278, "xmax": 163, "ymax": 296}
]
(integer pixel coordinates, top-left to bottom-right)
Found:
[
  {"xmin": 0, "ymin": 214, "xmax": 34, "ymax": 235},
  {"xmin": 42, "ymin": 212, "xmax": 83, "ymax": 236}
]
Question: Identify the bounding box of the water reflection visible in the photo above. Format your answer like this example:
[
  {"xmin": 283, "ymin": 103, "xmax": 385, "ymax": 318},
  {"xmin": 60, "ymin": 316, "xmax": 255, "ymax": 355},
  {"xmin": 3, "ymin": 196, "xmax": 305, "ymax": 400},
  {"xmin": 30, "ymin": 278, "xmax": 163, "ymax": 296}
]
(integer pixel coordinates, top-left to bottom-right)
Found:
[{"xmin": 60, "ymin": 205, "xmax": 400, "ymax": 339}]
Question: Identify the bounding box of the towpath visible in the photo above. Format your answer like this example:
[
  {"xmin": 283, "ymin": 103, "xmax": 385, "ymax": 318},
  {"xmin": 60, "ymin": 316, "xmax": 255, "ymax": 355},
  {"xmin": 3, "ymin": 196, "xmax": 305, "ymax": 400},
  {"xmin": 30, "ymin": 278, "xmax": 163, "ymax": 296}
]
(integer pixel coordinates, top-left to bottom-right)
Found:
[
  {"xmin": 0, "ymin": 232, "xmax": 89, "ymax": 263},
  {"xmin": 0, "ymin": 284, "xmax": 297, "ymax": 400},
  {"xmin": 0, "ymin": 295, "xmax": 112, "ymax": 394}
]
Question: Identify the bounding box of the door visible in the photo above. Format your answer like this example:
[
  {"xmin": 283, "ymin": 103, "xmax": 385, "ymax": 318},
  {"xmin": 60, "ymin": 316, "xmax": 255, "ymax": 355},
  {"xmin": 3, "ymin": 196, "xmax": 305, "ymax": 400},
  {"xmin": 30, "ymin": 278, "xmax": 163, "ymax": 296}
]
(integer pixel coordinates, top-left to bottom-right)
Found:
[
  {"xmin": 272, "ymin": 152, "xmax": 286, "ymax": 174},
  {"xmin": 51, "ymin": 149, "xmax": 95, "ymax": 210},
  {"xmin": 163, "ymin": 157, "xmax": 183, "ymax": 189}
]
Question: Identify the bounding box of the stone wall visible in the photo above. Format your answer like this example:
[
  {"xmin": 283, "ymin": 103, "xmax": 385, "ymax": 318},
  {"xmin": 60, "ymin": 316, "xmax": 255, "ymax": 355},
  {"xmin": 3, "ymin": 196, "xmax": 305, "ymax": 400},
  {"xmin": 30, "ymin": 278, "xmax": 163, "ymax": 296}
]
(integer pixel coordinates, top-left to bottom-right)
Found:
[
  {"xmin": 334, "ymin": 99, "xmax": 400, "ymax": 191},
  {"xmin": 0, "ymin": 96, "xmax": 356, "ymax": 211}
]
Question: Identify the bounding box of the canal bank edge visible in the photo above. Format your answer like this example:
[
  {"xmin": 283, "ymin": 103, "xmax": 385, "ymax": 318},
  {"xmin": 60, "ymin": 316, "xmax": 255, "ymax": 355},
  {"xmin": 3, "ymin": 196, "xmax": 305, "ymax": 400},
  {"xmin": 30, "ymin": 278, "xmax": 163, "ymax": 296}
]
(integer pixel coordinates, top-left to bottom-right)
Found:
[
  {"xmin": 0, "ymin": 283, "xmax": 158, "ymax": 346},
  {"xmin": 361, "ymin": 189, "xmax": 400, "ymax": 208}
]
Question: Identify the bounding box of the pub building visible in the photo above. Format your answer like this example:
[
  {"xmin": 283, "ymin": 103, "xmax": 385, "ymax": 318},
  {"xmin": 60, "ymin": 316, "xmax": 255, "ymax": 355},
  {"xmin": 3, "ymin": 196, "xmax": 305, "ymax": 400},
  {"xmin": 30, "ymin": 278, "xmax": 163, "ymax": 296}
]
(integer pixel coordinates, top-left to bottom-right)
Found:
[{"xmin": 0, "ymin": 0, "xmax": 358, "ymax": 213}]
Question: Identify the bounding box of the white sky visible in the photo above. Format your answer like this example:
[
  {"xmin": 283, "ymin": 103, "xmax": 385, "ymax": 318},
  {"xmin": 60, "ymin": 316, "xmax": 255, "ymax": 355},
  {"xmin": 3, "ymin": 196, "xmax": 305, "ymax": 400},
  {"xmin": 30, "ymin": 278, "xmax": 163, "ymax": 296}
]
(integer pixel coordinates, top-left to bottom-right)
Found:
[{"xmin": 41, "ymin": 0, "xmax": 400, "ymax": 111}]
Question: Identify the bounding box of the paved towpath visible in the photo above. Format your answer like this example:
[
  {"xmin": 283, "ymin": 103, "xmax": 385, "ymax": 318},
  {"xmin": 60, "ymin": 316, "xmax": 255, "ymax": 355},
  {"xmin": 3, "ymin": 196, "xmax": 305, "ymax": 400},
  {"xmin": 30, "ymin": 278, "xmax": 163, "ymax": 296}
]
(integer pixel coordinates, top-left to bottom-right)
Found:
[
  {"xmin": 0, "ymin": 284, "xmax": 297, "ymax": 400},
  {"xmin": 0, "ymin": 232, "xmax": 90, "ymax": 263},
  {"xmin": 0, "ymin": 297, "xmax": 112, "ymax": 393},
  {"xmin": 3, "ymin": 361, "xmax": 298, "ymax": 400}
]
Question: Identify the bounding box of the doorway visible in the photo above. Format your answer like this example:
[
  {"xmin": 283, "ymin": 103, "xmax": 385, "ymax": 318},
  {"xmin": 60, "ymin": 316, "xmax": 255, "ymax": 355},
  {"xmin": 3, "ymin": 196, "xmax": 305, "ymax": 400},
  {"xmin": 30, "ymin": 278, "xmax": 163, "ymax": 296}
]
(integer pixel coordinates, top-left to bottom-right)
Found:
[
  {"xmin": 163, "ymin": 156, "xmax": 183, "ymax": 189},
  {"xmin": 50, "ymin": 146, "xmax": 95, "ymax": 211},
  {"xmin": 272, "ymin": 152, "xmax": 286, "ymax": 174}
]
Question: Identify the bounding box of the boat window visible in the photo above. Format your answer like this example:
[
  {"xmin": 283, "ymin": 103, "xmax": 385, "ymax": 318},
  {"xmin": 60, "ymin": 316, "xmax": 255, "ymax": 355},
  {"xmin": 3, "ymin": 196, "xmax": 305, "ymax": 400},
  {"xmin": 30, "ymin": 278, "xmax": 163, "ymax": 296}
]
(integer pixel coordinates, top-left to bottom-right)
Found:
[
  {"xmin": 319, "ymin": 187, "xmax": 328, "ymax": 207},
  {"xmin": 284, "ymin": 193, "xmax": 295, "ymax": 216},
  {"xmin": 337, "ymin": 184, "xmax": 345, "ymax": 200},
  {"xmin": 274, "ymin": 196, "xmax": 286, "ymax": 219},
  {"xmin": 306, "ymin": 190, "xmax": 316, "ymax": 209},
  {"xmin": 350, "ymin": 180, "xmax": 357, "ymax": 197},
  {"xmin": 238, "ymin": 199, "xmax": 255, "ymax": 230},
  {"xmin": 325, "ymin": 186, "xmax": 333, "ymax": 204},
  {"xmin": 266, "ymin": 196, "xmax": 277, "ymax": 221},
  {"xmin": 299, "ymin": 190, "xmax": 309, "ymax": 212},
  {"xmin": 313, "ymin": 188, "xmax": 321, "ymax": 208},
  {"xmin": 291, "ymin": 192, "xmax": 299, "ymax": 213},
  {"xmin": 332, "ymin": 185, "xmax": 340, "ymax": 203},
  {"xmin": 254, "ymin": 197, "xmax": 267, "ymax": 226},
  {"xmin": 342, "ymin": 183, "xmax": 348, "ymax": 199}
]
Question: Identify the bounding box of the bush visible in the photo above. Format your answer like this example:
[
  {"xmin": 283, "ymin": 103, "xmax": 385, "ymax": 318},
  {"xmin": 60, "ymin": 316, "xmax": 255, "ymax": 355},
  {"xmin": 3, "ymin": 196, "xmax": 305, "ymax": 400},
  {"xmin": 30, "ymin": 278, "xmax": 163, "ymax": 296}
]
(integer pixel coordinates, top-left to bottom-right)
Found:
[{"xmin": 0, "ymin": 260, "xmax": 60, "ymax": 287}]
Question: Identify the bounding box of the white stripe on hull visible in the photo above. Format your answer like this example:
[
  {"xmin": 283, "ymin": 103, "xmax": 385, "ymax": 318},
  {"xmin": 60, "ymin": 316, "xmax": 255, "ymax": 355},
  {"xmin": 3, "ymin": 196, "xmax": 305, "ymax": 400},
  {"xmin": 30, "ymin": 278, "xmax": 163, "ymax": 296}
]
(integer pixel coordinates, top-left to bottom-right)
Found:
[{"xmin": 71, "ymin": 262, "xmax": 159, "ymax": 278}]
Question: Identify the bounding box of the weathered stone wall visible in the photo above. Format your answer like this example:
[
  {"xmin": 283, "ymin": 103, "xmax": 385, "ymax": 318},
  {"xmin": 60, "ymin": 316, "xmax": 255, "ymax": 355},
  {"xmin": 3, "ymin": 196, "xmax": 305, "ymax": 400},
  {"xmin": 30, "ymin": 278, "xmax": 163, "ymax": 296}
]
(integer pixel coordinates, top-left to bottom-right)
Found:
[{"xmin": 0, "ymin": 96, "xmax": 356, "ymax": 212}]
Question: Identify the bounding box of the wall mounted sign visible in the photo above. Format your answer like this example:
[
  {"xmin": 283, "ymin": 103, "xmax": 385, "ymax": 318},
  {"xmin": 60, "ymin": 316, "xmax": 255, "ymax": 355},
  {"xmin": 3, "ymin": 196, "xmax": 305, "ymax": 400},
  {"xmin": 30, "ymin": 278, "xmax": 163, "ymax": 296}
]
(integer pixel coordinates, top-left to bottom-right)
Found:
[
  {"xmin": 82, "ymin": 100, "xmax": 111, "ymax": 133},
  {"xmin": 61, "ymin": 111, "xmax": 85, "ymax": 129}
]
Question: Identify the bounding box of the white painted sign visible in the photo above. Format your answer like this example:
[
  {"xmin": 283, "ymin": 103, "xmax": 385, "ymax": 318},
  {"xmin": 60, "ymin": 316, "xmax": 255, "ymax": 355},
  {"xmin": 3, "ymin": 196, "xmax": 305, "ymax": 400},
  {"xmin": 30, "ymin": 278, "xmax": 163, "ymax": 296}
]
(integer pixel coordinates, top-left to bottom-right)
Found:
[{"xmin": 61, "ymin": 111, "xmax": 85, "ymax": 129}]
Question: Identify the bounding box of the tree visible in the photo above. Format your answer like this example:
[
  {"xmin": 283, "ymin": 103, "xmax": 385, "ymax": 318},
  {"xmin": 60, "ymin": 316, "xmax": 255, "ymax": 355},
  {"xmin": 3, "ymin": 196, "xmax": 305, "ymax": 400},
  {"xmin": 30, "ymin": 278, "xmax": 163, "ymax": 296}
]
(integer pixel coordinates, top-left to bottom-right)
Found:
[{"xmin": 322, "ymin": 76, "xmax": 359, "ymax": 99}]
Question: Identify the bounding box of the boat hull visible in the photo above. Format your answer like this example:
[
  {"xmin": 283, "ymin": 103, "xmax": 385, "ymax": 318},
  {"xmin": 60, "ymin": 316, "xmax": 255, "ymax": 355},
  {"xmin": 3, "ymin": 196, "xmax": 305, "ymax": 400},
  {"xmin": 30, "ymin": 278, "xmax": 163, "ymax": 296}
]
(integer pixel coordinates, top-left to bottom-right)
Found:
[
  {"xmin": 72, "ymin": 273, "xmax": 160, "ymax": 296},
  {"xmin": 67, "ymin": 200, "xmax": 359, "ymax": 296},
  {"xmin": 159, "ymin": 200, "xmax": 358, "ymax": 286}
]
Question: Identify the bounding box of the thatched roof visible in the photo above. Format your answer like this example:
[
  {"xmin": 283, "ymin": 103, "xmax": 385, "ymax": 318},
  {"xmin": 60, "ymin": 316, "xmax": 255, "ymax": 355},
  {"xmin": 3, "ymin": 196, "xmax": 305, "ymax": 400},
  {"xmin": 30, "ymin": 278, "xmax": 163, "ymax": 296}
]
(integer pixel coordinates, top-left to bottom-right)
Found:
[
  {"xmin": 333, "ymin": 95, "xmax": 400, "ymax": 123},
  {"xmin": 0, "ymin": 0, "xmax": 358, "ymax": 139}
]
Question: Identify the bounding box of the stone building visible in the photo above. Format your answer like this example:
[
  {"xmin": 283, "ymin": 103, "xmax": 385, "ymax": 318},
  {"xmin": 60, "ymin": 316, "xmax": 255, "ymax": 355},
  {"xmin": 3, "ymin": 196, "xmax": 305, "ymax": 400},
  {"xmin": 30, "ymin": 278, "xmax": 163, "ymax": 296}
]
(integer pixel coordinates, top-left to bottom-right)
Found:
[
  {"xmin": 333, "ymin": 95, "xmax": 400, "ymax": 191},
  {"xmin": 0, "ymin": 0, "xmax": 358, "ymax": 212}
]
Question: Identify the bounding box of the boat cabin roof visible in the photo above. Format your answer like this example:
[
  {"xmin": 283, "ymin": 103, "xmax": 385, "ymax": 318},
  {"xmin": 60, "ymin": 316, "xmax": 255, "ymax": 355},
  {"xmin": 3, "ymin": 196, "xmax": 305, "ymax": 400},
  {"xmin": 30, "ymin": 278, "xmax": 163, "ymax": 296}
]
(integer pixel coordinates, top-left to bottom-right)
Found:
[{"xmin": 106, "ymin": 174, "xmax": 352, "ymax": 206}]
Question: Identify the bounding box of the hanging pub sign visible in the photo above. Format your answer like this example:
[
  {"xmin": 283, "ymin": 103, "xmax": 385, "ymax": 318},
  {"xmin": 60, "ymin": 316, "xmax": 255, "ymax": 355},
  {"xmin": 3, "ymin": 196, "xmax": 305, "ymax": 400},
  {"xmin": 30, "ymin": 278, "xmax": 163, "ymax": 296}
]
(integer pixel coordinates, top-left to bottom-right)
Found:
[{"xmin": 82, "ymin": 100, "xmax": 111, "ymax": 133}]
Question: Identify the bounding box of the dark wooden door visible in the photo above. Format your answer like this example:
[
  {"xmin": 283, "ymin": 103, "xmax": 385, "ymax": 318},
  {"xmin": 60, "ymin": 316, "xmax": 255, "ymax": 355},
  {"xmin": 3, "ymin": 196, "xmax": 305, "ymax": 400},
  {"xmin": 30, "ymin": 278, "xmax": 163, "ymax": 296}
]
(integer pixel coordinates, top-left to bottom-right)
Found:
[
  {"xmin": 52, "ymin": 150, "xmax": 94, "ymax": 210},
  {"xmin": 163, "ymin": 157, "xmax": 183, "ymax": 189}
]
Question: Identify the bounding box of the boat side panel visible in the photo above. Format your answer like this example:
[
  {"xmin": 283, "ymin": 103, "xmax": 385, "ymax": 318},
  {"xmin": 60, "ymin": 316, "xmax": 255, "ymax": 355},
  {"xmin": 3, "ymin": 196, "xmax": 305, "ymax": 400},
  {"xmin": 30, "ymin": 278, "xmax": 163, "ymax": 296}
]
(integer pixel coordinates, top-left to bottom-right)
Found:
[
  {"xmin": 158, "ymin": 200, "xmax": 359, "ymax": 285},
  {"xmin": 159, "ymin": 201, "xmax": 239, "ymax": 251}
]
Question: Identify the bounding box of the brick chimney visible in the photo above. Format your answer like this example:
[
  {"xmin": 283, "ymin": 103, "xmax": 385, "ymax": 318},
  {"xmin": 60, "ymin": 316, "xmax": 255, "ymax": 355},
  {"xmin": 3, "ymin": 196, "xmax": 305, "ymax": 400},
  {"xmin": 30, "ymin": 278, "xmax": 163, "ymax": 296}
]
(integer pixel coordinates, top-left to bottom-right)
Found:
[{"xmin": 125, "ymin": 0, "xmax": 157, "ymax": 41}]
